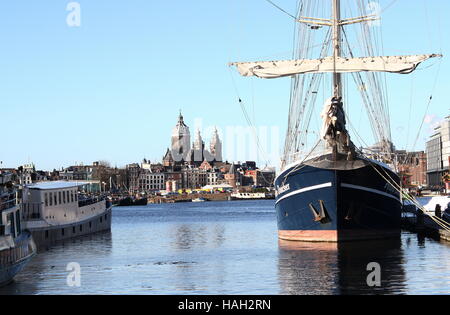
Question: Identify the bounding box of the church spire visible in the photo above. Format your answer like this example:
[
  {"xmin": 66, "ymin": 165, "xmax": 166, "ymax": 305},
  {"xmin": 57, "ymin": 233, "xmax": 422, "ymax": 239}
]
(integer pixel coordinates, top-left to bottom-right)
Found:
[
  {"xmin": 178, "ymin": 109, "xmax": 185, "ymax": 125},
  {"xmin": 194, "ymin": 129, "xmax": 203, "ymax": 151},
  {"xmin": 210, "ymin": 126, "xmax": 223, "ymax": 162}
]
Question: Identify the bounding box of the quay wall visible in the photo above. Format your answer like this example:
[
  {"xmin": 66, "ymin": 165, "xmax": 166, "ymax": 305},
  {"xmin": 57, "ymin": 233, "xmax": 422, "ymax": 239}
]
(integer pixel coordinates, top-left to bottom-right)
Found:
[{"xmin": 149, "ymin": 193, "xmax": 232, "ymax": 204}]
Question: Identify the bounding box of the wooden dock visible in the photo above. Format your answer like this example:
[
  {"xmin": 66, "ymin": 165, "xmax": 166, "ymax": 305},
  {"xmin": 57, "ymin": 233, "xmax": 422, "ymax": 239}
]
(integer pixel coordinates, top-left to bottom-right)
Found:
[{"xmin": 440, "ymin": 230, "xmax": 450, "ymax": 242}]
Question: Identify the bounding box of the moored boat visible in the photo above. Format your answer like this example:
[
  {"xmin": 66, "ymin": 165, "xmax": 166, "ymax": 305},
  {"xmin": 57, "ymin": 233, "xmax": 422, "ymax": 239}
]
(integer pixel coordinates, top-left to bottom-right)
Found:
[
  {"xmin": 0, "ymin": 172, "xmax": 36, "ymax": 286},
  {"xmin": 21, "ymin": 181, "xmax": 112, "ymax": 249},
  {"xmin": 118, "ymin": 196, "xmax": 148, "ymax": 206},
  {"xmin": 231, "ymin": 192, "xmax": 268, "ymax": 200},
  {"xmin": 230, "ymin": 0, "xmax": 441, "ymax": 242}
]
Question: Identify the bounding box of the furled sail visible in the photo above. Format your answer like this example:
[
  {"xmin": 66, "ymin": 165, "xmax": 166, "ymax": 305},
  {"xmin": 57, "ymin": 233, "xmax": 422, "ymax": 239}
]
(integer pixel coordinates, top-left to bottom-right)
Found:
[{"xmin": 230, "ymin": 54, "xmax": 441, "ymax": 79}]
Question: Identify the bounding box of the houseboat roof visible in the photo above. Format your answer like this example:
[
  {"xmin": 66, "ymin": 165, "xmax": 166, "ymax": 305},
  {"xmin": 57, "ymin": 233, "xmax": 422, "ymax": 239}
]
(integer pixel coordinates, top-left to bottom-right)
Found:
[{"xmin": 26, "ymin": 181, "xmax": 91, "ymax": 190}]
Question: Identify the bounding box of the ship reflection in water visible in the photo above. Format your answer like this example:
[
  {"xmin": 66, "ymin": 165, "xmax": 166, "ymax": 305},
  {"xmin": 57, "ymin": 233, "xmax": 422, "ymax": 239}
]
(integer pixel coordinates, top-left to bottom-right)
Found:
[{"xmin": 278, "ymin": 238, "xmax": 407, "ymax": 295}]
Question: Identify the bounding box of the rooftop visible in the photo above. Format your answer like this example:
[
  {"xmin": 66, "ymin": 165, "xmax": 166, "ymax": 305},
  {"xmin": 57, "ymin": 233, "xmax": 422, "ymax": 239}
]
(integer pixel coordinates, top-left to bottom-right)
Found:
[{"xmin": 26, "ymin": 181, "xmax": 91, "ymax": 190}]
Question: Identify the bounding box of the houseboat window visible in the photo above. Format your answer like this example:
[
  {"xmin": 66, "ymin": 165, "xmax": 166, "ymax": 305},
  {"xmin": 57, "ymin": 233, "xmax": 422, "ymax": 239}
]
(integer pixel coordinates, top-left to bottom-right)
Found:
[
  {"xmin": 63, "ymin": 191, "xmax": 66, "ymax": 204},
  {"xmin": 15, "ymin": 211, "xmax": 21, "ymax": 233},
  {"xmin": 44, "ymin": 193, "xmax": 48, "ymax": 207},
  {"xmin": 8, "ymin": 213, "xmax": 16, "ymax": 238},
  {"xmin": 71, "ymin": 191, "xmax": 74, "ymax": 203},
  {"xmin": 49, "ymin": 192, "xmax": 53, "ymax": 206},
  {"xmin": 62, "ymin": 228, "xmax": 65, "ymax": 236},
  {"xmin": 54, "ymin": 193, "xmax": 57, "ymax": 205},
  {"xmin": 58, "ymin": 191, "xmax": 61, "ymax": 204}
]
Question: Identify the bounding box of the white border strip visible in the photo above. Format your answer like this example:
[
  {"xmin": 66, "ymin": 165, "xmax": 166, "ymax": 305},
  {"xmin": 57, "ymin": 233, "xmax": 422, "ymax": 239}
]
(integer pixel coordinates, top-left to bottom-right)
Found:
[
  {"xmin": 341, "ymin": 183, "xmax": 400, "ymax": 203},
  {"xmin": 275, "ymin": 182, "xmax": 333, "ymax": 205}
]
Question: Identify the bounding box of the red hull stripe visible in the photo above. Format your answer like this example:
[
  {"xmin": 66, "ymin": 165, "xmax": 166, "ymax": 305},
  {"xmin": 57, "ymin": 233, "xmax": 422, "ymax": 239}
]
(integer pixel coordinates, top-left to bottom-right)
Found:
[
  {"xmin": 279, "ymin": 229, "xmax": 400, "ymax": 242},
  {"xmin": 279, "ymin": 230, "xmax": 338, "ymax": 242}
]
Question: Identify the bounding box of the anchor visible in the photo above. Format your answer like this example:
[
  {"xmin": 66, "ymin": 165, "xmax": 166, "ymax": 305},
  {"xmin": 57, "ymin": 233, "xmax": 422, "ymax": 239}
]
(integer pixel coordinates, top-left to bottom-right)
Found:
[{"xmin": 309, "ymin": 200, "xmax": 331, "ymax": 224}]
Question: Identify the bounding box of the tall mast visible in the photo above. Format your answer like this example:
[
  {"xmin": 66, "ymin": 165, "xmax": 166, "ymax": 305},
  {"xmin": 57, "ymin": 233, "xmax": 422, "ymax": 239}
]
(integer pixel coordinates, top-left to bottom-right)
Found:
[{"xmin": 332, "ymin": 0, "xmax": 342, "ymax": 98}]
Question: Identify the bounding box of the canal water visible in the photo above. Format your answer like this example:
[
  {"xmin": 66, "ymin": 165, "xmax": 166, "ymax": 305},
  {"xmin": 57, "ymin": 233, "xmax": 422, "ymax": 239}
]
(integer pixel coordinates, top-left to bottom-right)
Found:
[{"xmin": 1, "ymin": 200, "xmax": 449, "ymax": 295}]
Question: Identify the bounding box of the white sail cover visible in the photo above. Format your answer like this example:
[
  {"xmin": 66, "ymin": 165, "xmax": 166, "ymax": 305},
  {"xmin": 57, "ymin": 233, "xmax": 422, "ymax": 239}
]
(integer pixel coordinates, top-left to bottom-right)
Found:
[{"xmin": 230, "ymin": 54, "xmax": 440, "ymax": 79}]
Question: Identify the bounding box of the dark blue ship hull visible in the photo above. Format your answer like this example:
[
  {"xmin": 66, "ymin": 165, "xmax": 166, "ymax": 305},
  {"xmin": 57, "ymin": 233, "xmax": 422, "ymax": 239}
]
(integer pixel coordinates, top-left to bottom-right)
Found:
[{"xmin": 275, "ymin": 156, "xmax": 401, "ymax": 242}]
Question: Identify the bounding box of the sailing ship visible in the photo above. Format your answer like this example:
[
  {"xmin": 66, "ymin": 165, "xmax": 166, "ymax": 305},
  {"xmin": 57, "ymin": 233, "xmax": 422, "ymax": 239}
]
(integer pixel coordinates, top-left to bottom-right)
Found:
[{"xmin": 230, "ymin": 0, "xmax": 441, "ymax": 242}]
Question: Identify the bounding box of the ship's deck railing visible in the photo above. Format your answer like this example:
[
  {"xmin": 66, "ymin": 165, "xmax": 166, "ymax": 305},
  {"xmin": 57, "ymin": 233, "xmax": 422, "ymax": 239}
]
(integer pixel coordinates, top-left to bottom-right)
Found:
[
  {"xmin": 0, "ymin": 190, "xmax": 16, "ymax": 212},
  {"xmin": 281, "ymin": 144, "xmax": 330, "ymax": 172},
  {"xmin": 0, "ymin": 231, "xmax": 34, "ymax": 265},
  {"xmin": 78, "ymin": 195, "xmax": 106, "ymax": 208}
]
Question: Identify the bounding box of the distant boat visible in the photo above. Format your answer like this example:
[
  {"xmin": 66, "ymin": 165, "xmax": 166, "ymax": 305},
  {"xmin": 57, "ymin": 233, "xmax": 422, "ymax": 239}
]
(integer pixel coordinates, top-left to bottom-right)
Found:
[
  {"xmin": 192, "ymin": 197, "xmax": 207, "ymax": 203},
  {"xmin": 0, "ymin": 173, "xmax": 36, "ymax": 286},
  {"xmin": 118, "ymin": 196, "xmax": 148, "ymax": 206},
  {"xmin": 231, "ymin": 192, "xmax": 267, "ymax": 200}
]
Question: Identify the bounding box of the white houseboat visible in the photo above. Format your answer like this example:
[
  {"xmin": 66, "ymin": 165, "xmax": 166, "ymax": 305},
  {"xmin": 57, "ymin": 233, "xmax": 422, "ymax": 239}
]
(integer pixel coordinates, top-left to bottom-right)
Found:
[
  {"xmin": 21, "ymin": 181, "xmax": 112, "ymax": 248},
  {"xmin": 0, "ymin": 172, "xmax": 36, "ymax": 286}
]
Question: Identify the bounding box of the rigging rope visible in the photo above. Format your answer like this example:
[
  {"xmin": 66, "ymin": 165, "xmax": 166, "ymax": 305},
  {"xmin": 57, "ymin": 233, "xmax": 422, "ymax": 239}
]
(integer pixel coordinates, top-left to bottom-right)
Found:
[
  {"xmin": 363, "ymin": 155, "xmax": 450, "ymax": 232},
  {"xmin": 263, "ymin": 0, "xmax": 298, "ymax": 20},
  {"xmin": 228, "ymin": 68, "xmax": 277, "ymax": 187},
  {"xmin": 344, "ymin": 110, "xmax": 450, "ymax": 232},
  {"xmin": 400, "ymin": 58, "xmax": 442, "ymax": 165},
  {"xmin": 346, "ymin": 114, "xmax": 450, "ymax": 232}
]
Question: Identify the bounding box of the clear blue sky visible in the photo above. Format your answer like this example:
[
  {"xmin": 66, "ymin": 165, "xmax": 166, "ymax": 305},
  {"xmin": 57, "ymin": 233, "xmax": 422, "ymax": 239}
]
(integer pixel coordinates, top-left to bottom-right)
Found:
[{"xmin": 1, "ymin": 0, "xmax": 449, "ymax": 170}]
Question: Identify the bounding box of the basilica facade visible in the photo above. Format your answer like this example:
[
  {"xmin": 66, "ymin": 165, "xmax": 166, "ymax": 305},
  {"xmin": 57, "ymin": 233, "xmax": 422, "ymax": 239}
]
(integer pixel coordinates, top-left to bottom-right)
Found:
[{"xmin": 163, "ymin": 112, "xmax": 223, "ymax": 167}]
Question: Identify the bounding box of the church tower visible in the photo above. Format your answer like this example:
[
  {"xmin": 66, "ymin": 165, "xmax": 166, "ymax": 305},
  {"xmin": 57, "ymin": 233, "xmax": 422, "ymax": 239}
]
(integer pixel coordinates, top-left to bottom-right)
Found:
[
  {"xmin": 210, "ymin": 127, "xmax": 223, "ymax": 162},
  {"xmin": 193, "ymin": 129, "xmax": 204, "ymax": 151},
  {"xmin": 171, "ymin": 111, "xmax": 191, "ymax": 162}
]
